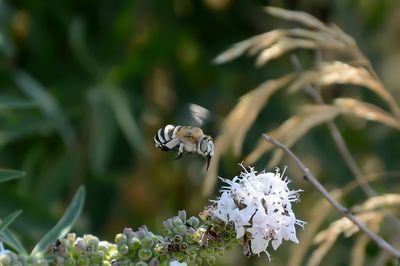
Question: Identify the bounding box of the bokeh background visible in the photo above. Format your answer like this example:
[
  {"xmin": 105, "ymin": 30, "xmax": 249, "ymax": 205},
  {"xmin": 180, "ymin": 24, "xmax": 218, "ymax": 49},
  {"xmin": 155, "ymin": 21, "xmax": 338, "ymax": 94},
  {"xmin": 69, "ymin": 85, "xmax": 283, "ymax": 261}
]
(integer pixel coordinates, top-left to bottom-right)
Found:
[{"xmin": 1, "ymin": 0, "xmax": 400, "ymax": 265}]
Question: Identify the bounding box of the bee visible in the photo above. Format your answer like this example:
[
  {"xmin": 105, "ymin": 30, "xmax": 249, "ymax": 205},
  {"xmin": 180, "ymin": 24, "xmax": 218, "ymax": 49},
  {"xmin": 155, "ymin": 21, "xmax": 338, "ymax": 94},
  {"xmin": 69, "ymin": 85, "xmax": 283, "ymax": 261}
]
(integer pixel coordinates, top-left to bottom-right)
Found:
[{"xmin": 154, "ymin": 125, "xmax": 214, "ymax": 170}]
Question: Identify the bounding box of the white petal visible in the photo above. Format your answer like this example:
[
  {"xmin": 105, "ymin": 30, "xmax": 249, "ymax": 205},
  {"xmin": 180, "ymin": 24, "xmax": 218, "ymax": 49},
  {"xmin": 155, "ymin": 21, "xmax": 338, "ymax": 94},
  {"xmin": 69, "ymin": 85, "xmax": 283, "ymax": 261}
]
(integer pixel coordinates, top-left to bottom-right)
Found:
[
  {"xmin": 235, "ymin": 225, "xmax": 246, "ymax": 239},
  {"xmin": 252, "ymin": 210, "xmax": 268, "ymax": 226},
  {"xmin": 271, "ymin": 236, "xmax": 282, "ymax": 250},
  {"xmin": 250, "ymin": 235, "xmax": 269, "ymax": 254},
  {"xmin": 288, "ymin": 230, "xmax": 299, "ymax": 243},
  {"xmin": 239, "ymin": 205, "xmax": 257, "ymax": 224},
  {"xmin": 170, "ymin": 260, "xmax": 187, "ymax": 266}
]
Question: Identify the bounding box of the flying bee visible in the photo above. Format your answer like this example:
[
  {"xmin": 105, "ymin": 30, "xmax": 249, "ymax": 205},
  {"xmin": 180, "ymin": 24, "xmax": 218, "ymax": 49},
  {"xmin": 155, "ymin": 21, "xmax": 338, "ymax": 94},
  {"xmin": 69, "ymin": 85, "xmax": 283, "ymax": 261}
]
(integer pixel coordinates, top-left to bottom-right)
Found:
[{"xmin": 154, "ymin": 125, "xmax": 214, "ymax": 170}]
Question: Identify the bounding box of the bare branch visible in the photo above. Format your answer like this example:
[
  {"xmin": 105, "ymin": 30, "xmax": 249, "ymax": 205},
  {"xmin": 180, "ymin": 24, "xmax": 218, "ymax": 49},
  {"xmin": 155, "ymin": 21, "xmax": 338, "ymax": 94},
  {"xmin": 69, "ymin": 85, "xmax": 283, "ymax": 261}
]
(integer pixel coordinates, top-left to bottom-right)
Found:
[{"xmin": 262, "ymin": 134, "xmax": 400, "ymax": 259}]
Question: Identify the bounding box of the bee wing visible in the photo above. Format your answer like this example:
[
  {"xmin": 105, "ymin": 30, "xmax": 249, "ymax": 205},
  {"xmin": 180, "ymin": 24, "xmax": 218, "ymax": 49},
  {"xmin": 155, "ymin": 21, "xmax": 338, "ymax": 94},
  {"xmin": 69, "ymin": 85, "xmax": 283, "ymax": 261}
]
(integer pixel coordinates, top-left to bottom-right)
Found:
[
  {"xmin": 178, "ymin": 103, "xmax": 223, "ymax": 137},
  {"xmin": 189, "ymin": 103, "xmax": 211, "ymax": 127}
]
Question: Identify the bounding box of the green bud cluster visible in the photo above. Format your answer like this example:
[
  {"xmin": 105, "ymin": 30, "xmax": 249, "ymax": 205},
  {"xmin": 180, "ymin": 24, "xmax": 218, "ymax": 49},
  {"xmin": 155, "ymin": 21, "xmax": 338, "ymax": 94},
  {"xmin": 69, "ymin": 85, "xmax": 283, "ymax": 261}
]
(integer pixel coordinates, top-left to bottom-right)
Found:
[
  {"xmin": 0, "ymin": 251, "xmax": 47, "ymax": 266},
  {"xmin": 2, "ymin": 209, "xmax": 243, "ymax": 265},
  {"xmin": 113, "ymin": 226, "xmax": 162, "ymax": 265},
  {"xmin": 46, "ymin": 233, "xmax": 119, "ymax": 265},
  {"xmin": 155, "ymin": 210, "xmax": 239, "ymax": 266},
  {"xmin": 45, "ymin": 227, "xmax": 162, "ymax": 266}
]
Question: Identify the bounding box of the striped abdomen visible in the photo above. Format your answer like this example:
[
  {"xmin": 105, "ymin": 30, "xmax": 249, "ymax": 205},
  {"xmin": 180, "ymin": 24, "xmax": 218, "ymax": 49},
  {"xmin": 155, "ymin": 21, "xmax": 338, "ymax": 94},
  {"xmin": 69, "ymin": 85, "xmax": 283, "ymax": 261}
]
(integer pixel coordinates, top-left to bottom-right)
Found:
[{"xmin": 154, "ymin": 125, "xmax": 180, "ymax": 151}]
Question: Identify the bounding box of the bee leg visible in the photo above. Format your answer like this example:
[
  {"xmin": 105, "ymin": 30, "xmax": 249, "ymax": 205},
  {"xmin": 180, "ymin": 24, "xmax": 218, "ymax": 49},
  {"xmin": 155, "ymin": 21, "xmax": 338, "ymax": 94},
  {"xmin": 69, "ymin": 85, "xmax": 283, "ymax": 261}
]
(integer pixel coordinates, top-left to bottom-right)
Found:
[
  {"xmin": 175, "ymin": 143, "xmax": 184, "ymax": 160},
  {"xmin": 175, "ymin": 152, "xmax": 183, "ymax": 160}
]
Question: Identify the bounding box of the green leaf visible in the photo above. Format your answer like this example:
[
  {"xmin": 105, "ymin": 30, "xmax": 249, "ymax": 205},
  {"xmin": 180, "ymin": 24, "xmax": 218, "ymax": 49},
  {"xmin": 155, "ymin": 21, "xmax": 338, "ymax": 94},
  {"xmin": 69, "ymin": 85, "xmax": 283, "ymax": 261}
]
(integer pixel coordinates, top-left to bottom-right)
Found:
[
  {"xmin": 35, "ymin": 152, "xmax": 78, "ymax": 204},
  {"xmin": 0, "ymin": 210, "xmax": 22, "ymax": 234},
  {"xmin": 69, "ymin": 17, "xmax": 100, "ymax": 76},
  {"xmin": 87, "ymin": 88, "xmax": 117, "ymax": 177},
  {"xmin": 102, "ymin": 84, "xmax": 147, "ymax": 156},
  {"xmin": 12, "ymin": 70, "xmax": 76, "ymax": 148},
  {"xmin": 0, "ymin": 116, "xmax": 54, "ymax": 146},
  {"xmin": 0, "ymin": 229, "xmax": 27, "ymax": 255},
  {"xmin": 0, "ymin": 95, "xmax": 37, "ymax": 110},
  {"xmin": 0, "ymin": 169, "xmax": 25, "ymax": 183},
  {"xmin": 30, "ymin": 186, "xmax": 85, "ymax": 257}
]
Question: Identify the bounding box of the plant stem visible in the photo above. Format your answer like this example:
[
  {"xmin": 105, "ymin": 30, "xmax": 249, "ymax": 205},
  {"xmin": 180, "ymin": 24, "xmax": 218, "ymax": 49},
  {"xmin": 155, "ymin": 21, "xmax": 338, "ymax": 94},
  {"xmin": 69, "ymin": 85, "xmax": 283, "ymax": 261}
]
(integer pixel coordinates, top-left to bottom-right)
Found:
[{"xmin": 262, "ymin": 134, "xmax": 400, "ymax": 259}]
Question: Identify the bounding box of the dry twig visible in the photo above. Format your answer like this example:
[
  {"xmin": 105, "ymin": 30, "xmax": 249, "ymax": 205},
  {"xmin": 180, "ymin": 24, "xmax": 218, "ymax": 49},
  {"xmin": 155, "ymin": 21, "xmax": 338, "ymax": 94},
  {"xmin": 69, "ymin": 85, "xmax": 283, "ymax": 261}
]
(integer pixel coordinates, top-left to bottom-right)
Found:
[{"xmin": 262, "ymin": 134, "xmax": 400, "ymax": 259}]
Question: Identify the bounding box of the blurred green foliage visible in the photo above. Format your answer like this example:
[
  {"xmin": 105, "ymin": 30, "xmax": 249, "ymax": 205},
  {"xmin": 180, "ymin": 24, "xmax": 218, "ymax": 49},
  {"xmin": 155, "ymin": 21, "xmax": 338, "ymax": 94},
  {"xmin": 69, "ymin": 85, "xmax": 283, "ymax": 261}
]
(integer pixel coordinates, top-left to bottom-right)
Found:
[{"xmin": 1, "ymin": 0, "xmax": 400, "ymax": 265}]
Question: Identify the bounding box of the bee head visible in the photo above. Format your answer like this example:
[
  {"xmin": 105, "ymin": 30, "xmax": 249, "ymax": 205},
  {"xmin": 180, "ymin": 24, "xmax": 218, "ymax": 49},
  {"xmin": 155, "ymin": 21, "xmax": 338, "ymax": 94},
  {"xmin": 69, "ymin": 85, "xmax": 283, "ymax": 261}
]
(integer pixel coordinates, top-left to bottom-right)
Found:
[{"xmin": 198, "ymin": 136, "xmax": 214, "ymax": 170}]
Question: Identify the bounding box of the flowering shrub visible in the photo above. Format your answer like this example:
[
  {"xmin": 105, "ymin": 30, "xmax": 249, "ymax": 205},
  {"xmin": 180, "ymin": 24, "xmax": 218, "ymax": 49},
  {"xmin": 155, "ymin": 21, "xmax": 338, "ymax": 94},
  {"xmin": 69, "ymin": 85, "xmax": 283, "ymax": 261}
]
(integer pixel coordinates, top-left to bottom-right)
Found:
[{"xmin": 0, "ymin": 166, "xmax": 304, "ymax": 266}]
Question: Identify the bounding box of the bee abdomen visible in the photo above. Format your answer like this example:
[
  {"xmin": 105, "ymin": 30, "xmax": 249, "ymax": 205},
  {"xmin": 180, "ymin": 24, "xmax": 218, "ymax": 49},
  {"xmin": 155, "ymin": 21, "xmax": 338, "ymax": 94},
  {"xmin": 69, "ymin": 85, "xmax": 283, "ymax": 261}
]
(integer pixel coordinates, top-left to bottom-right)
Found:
[{"xmin": 154, "ymin": 125, "xmax": 179, "ymax": 151}]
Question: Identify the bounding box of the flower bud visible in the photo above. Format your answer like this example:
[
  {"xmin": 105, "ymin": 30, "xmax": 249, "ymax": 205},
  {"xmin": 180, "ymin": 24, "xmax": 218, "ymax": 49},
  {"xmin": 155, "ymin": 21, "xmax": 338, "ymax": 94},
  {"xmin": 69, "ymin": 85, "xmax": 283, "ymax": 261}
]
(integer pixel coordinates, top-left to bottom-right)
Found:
[
  {"xmin": 148, "ymin": 258, "xmax": 159, "ymax": 266},
  {"xmin": 65, "ymin": 257, "xmax": 76, "ymax": 266},
  {"xmin": 172, "ymin": 217, "xmax": 184, "ymax": 227},
  {"xmin": 178, "ymin": 242, "xmax": 188, "ymax": 252},
  {"xmin": 85, "ymin": 235, "xmax": 99, "ymax": 252},
  {"xmin": 205, "ymin": 255, "xmax": 216, "ymax": 265},
  {"xmin": 142, "ymin": 236, "xmax": 154, "ymax": 248},
  {"xmin": 117, "ymin": 244, "xmax": 129, "ymax": 255},
  {"xmin": 199, "ymin": 249, "xmax": 208, "ymax": 258},
  {"xmin": 223, "ymin": 233, "xmax": 231, "ymax": 241},
  {"xmin": 7, "ymin": 252, "xmax": 17, "ymax": 263},
  {"xmin": 75, "ymin": 237, "xmax": 86, "ymax": 251},
  {"xmin": 128, "ymin": 237, "xmax": 142, "ymax": 250},
  {"xmin": 174, "ymin": 225, "xmax": 186, "ymax": 235},
  {"xmin": 154, "ymin": 244, "xmax": 164, "ymax": 255},
  {"xmin": 163, "ymin": 220, "xmax": 173, "ymax": 231},
  {"xmin": 177, "ymin": 210, "xmax": 186, "ymax": 223},
  {"xmin": 162, "ymin": 229, "xmax": 173, "ymax": 238},
  {"xmin": 191, "ymin": 227, "xmax": 206, "ymax": 243},
  {"xmin": 174, "ymin": 251, "xmax": 184, "ymax": 261},
  {"xmin": 188, "ymin": 217, "xmax": 199, "ymax": 228},
  {"xmin": 211, "ymin": 225, "xmax": 221, "ymax": 234},
  {"xmin": 136, "ymin": 226, "xmax": 148, "ymax": 239},
  {"xmin": 158, "ymin": 254, "xmax": 170, "ymax": 262},
  {"xmin": 187, "ymin": 227, "xmax": 196, "ymax": 235},
  {"xmin": 199, "ymin": 212, "xmax": 212, "ymax": 223},
  {"xmin": 91, "ymin": 251, "xmax": 104, "ymax": 264},
  {"xmin": 225, "ymin": 222, "xmax": 234, "ymax": 232},
  {"xmin": 123, "ymin": 228, "xmax": 136, "ymax": 239},
  {"xmin": 138, "ymin": 248, "xmax": 153, "ymax": 261},
  {"xmin": 173, "ymin": 235, "xmax": 182, "ymax": 244},
  {"xmin": 98, "ymin": 241, "xmax": 111, "ymax": 253},
  {"xmin": 115, "ymin": 233, "xmax": 128, "ymax": 244},
  {"xmin": 185, "ymin": 234, "xmax": 195, "ymax": 244},
  {"xmin": 67, "ymin": 233, "xmax": 77, "ymax": 244},
  {"xmin": 0, "ymin": 254, "xmax": 12, "ymax": 266},
  {"xmin": 71, "ymin": 245, "xmax": 83, "ymax": 256},
  {"xmin": 77, "ymin": 255, "xmax": 90, "ymax": 266}
]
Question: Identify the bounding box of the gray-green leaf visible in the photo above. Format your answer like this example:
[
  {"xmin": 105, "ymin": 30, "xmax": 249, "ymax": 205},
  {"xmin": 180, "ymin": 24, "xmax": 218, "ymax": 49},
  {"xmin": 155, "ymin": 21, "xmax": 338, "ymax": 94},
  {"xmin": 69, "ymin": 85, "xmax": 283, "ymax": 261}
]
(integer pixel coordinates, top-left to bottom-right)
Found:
[
  {"xmin": 0, "ymin": 229, "xmax": 27, "ymax": 255},
  {"xmin": 0, "ymin": 169, "xmax": 25, "ymax": 183},
  {"xmin": 0, "ymin": 210, "xmax": 22, "ymax": 234},
  {"xmin": 30, "ymin": 186, "xmax": 85, "ymax": 257}
]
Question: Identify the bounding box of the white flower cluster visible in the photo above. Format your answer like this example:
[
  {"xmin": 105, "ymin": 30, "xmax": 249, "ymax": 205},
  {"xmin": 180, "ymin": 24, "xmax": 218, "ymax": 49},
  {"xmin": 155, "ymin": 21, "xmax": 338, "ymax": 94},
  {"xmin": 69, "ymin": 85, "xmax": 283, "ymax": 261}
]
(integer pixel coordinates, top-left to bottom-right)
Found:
[
  {"xmin": 170, "ymin": 260, "xmax": 187, "ymax": 266},
  {"xmin": 213, "ymin": 165, "xmax": 305, "ymax": 259}
]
